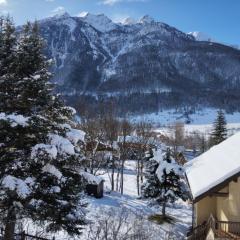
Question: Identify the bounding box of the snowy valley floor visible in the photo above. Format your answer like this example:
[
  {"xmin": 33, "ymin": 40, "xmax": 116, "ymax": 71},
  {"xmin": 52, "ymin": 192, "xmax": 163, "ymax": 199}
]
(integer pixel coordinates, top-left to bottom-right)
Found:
[{"xmin": 131, "ymin": 108, "xmax": 240, "ymax": 128}]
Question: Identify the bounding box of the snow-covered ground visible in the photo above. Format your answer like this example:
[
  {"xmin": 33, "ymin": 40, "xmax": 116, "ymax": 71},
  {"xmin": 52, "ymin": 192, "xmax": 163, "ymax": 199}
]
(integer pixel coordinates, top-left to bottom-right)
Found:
[
  {"xmin": 156, "ymin": 122, "xmax": 240, "ymax": 138},
  {"xmin": 82, "ymin": 160, "xmax": 192, "ymax": 240},
  {"xmin": 18, "ymin": 160, "xmax": 191, "ymax": 240},
  {"xmin": 130, "ymin": 108, "xmax": 240, "ymax": 127},
  {"xmin": 131, "ymin": 108, "xmax": 240, "ymax": 137}
]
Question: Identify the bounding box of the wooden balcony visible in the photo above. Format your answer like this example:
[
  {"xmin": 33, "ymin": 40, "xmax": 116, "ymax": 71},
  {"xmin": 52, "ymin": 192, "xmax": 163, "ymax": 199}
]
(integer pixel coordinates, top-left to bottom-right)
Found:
[{"xmin": 187, "ymin": 216, "xmax": 240, "ymax": 240}]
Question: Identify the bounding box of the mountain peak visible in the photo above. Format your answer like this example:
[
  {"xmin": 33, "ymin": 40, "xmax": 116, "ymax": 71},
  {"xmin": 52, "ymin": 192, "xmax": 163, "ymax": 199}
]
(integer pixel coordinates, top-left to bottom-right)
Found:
[
  {"xmin": 80, "ymin": 13, "xmax": 118, "ymax": 32},
  {"xmin": 52, "ymin": 11, "xmax": 71, "ymax": 19},
  {"xmin": 139, "ymin": 15, "xmax": 155, "ymax": 24},
  {"xmin": 122, "ymin": 17, "xmax": 137, "ymax": 25}
]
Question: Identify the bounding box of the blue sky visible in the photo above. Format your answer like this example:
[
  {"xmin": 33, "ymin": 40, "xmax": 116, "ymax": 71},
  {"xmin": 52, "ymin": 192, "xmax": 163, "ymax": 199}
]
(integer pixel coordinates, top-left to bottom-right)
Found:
[{"xmin": 0, "ymin": 0, "xmax": 239, "ymax": 45}]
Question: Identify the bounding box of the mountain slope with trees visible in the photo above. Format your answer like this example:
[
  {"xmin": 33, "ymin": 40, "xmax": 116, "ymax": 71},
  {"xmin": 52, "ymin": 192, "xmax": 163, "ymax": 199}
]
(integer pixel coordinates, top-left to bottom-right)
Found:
[{"xmin": 33, "ymin": 12, "xmax": 240, "ymax": 115}]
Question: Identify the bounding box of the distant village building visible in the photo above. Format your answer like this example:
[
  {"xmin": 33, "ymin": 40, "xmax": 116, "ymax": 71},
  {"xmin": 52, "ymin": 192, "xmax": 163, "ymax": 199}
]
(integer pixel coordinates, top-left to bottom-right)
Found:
[
  {"xmin": 185, "ymin": 132, "xmax": 240, "ymax": 239},
  {"xmin": 117, "ymin": 135, "xmax": 160, "ymax": 150},
  {"xmin": 86, "ymin": 141, "xmax": 116, "ymax": 153}
]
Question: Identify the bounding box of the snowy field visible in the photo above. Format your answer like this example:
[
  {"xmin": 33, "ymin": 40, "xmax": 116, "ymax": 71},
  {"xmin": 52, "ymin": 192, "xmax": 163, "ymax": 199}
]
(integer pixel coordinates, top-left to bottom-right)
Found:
[
  {"xmin": 130, "ymin": 108, "xmax": 240, "ymax": 137},
  {"xmin": 130, "ymin": 108, "xmax": 240, "ymax": 127},
  {"xmin": 155, "ymin": 122, "xmax": 240, "ymax": 137}
]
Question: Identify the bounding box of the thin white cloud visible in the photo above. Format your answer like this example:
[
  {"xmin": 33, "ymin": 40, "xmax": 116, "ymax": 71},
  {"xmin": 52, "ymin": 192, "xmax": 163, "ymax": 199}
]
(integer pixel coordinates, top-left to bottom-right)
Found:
[
  {"xmin": 46, "ymin": 0, "xmax": 55, "ymax": 2},
  {"xmin": 100, "ymin": 0, "xmax": 148, "ymax": 6},
  {"xmin": 51, "ymin": 6, "xmax": 66, "ymax": 15},
  {"xmin": 0, "ymin": 0, "xmax": 7, "ymax": 6},
  {"xmin": 101, "ymin": 0, "xmax": 120, "ymax": 5}
]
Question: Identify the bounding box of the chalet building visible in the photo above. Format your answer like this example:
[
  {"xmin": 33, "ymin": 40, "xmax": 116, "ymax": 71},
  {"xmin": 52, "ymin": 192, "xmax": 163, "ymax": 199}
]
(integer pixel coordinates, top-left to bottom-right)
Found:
[{"xmin": 185, "ymin": 132, "xmax": 240, "ymax": 239}]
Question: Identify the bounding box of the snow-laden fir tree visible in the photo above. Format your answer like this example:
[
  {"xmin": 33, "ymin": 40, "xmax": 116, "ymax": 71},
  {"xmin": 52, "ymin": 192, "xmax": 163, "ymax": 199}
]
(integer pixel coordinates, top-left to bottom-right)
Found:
[
  {"xmin": 141, "ymin": 148, "xmax": 161, "ymax": 199},
  {"xmin": 142, "ymin": 147, "xmax": 187, "ymax": 217},
  {"xmin": 210, "ymin": 110, "xmax": 227, "ymax": 146},
  {"xmin": 0, "ymin": 16, "xmax": 17, "ymax": 113},
  {"xmin": 0, "ymin": 17, "xmax": 86, "ymax": 239},
  {"xmin": 156, "ymin": 148, "xmax": 188, "ymax": 217}
]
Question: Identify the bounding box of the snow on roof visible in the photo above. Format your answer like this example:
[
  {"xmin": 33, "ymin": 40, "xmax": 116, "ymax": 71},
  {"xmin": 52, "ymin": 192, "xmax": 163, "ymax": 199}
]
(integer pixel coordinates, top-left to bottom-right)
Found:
[
  {"xmin": 117, "ymin": 135, "xmax": 157, "ymax": 145},
  {"xmin": 81, "ymin": 171, "xmax": 104, "ymax": 185},
  {"xmin": 117, "ymin": 136, "xmax": 142, "ymax": 143},
  {"xmin": 185, "ymin": 132, "xmax": 240, "ymax": 200}
]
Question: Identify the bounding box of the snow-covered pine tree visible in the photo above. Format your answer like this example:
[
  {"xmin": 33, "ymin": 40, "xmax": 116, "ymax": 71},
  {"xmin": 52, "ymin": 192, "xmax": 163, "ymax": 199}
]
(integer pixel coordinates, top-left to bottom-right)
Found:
[
  {"xmin": 0, "ymin": 16, "xmax": 17, "ymax": 114},
  {"xmin": 210, "ymin": 110, "xmax": 227, "ymax": 146},
  {"xmin": 156, "ymin": 148, "xmax": 187, "ymax": 217},
  {"xmin": 141, "ymin": 148, "xmax": 161, "ymax": 199},
  {"xmin": 0, "ymin": 18, "xmax": 86, "ymax": 239}
]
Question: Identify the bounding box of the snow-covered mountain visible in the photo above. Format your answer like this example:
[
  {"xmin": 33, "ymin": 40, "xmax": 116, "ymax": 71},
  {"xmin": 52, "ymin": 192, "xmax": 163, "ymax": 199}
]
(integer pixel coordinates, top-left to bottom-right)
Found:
[
  {"xmin": 80, "ymin": 13, "xmax": 119, "ymax": 32},
  {"xmin": 37, "ymin": 12, "xmax": 240, "ymax": 114}
]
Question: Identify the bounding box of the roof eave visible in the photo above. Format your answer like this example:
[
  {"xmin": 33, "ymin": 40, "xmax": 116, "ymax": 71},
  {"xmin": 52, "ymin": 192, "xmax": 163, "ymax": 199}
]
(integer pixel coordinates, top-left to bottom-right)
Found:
[{"xmin": 190, "ymin": 171, "xmax": 240, "ymax": 203}]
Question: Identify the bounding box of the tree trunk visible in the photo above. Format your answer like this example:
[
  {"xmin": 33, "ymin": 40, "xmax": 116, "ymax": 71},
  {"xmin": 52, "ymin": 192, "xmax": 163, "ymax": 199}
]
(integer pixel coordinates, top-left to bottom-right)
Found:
[
  {"xmin": 137, "ymin": 159, "xmax": 140, "ymax": 196},
  {"xmin": 4, "ymin": 209, "xmax": 16, "ymax": 240},
  {"xmin": 162, "ymin": 200, "xmax": 166, "ymax": 217},
  {"xmin": 111, "ymin": 163, "xmax": 115, "ymax": 191},
  {"xmin": 140, "ymin": 158, "xmax": 144, "ymax": 183},
  {"xmin": 116, "ymin": 165, "xmax": 120, "ymax": 192},
  {"xmin": 90, "ymin": 156, "xmax": 93, "ymax": 174},
  {"xmin": 120, "ymin": 159, "xmax": 124, "ymax": 195}
]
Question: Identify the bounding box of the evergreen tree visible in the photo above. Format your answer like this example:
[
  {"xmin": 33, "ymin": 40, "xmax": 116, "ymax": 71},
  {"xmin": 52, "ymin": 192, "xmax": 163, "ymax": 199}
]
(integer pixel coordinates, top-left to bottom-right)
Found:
[
  {"xmin": 156, "ymin": 148, "xmax": 187, "ymax": 217},
  {"xmin": 0, "ymin": 16, "xmax": 17, "ymax": 114},
  {"xmin": 141, "ymin": 148, "xmax": 161, "ymax": 199},
  {"xmin": 0, "ymin": 18, "xmax": 86, "ymax": 239},
  {"xmin": 210, "ymin": 110, "xmax": 227, "ymax": 146},
  {"xmin": 142, "ymin": 148, "xmax": 187, "ymax": 217}
]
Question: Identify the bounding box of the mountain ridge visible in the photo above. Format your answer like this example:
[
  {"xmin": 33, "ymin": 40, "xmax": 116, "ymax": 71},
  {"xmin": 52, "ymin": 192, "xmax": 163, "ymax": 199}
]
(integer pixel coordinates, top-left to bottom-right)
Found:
[{"xmin": 36, "ymin": 12, "xmax": 240, "ymax": 115}]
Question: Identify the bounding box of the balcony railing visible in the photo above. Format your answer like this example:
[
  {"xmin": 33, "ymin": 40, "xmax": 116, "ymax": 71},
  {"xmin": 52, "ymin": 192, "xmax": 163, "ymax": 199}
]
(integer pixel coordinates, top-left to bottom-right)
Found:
[
  {"xmin": 216, "ymin": 221, "xmax": 240, "ymax": 239},
  {"xmin": 187, "ymin": 215, "xmax": 240, "ymax": 239},
  {"xmin": 187, "ymin": 222, "xmax": 208, "ymax": 240}
]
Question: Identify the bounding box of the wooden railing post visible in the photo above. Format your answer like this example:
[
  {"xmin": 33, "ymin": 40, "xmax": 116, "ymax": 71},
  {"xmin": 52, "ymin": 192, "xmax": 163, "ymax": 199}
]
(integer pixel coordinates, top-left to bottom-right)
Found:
[
  {"xmin": 21, "ymin": 230, "xmax": 25, "ymax": 240},
  {"xmin": 207, "ymin": 214, "xmax": 216, "ymax": 233}
]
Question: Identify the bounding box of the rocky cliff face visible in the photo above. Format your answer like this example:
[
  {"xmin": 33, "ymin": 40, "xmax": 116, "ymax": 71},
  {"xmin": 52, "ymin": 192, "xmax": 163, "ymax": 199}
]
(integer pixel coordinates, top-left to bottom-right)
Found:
[{"xmin": 37, "ymin": 12, "xmax": 240, "ymax": 114}]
